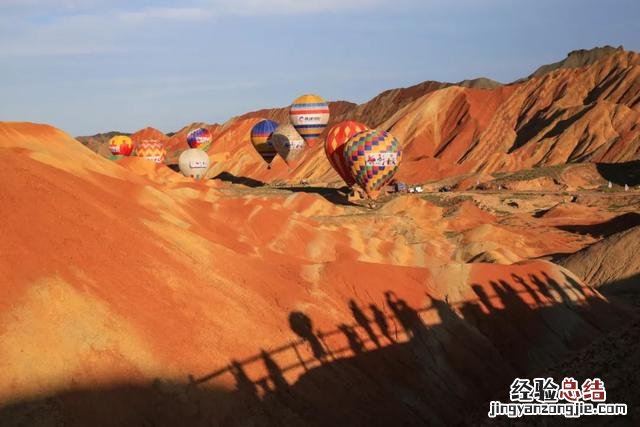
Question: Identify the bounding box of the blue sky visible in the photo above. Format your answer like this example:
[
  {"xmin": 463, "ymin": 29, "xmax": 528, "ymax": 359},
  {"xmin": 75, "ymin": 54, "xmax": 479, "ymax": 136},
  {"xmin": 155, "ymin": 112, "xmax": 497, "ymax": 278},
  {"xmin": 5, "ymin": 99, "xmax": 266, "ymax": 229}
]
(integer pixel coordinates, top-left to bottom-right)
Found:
[{"xmin": 1, "ymin": 0, "xmax": 638, "ymax": 135}]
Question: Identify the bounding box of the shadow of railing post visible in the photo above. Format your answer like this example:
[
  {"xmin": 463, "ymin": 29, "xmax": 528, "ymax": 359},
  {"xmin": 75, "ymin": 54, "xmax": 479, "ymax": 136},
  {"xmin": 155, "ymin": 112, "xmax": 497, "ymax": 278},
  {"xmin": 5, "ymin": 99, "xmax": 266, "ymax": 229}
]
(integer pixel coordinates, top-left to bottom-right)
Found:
[{"xmin": 291, "ymin": 341, "xmax": 308, "ymax": 373}]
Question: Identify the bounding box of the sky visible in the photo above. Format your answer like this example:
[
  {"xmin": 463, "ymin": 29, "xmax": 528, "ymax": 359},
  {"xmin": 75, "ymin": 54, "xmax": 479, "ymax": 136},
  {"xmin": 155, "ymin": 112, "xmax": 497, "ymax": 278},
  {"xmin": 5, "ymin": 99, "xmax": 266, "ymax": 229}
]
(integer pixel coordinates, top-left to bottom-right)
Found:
[{"xmin": 1, "ymin": 0, "xmax": 638, "ymax": 136}]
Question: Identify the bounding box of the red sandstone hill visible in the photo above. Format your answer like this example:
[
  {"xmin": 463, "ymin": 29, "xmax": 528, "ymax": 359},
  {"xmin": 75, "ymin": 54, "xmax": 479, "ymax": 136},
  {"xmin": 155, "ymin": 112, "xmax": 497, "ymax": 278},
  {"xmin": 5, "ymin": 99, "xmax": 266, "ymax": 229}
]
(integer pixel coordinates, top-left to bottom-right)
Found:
[
  {"xmin": 133, "ymin": 46, "xmax": 636, "ymax": 186},
  {"xmin": 79, "ymin": 47, "xmax": 639, "ymax": 189},
  {"xmin": 2, "ymin": 120, "xmax": 639, "ymax": 425},
  {"xmin": 129, "ymin": 126, "xmax": 168, "ymax": 147}
]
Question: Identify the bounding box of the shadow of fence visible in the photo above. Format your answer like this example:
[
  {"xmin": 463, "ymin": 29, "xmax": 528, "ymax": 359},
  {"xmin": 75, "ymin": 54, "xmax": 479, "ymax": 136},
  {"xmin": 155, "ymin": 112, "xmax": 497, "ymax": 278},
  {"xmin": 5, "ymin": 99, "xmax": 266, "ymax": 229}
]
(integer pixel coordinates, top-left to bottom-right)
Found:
[{"xmin": 188, "ymin": 270, "xmax": 619, "ymax": 397}]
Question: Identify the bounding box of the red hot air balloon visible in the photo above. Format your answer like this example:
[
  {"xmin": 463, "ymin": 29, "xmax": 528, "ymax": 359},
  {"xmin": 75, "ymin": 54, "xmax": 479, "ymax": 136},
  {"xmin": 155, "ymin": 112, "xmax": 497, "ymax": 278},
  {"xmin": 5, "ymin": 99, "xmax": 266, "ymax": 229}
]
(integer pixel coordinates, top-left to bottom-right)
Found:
[{"xmin": 325, "ymin": 121, "xmax": 369, "ymax": 186}]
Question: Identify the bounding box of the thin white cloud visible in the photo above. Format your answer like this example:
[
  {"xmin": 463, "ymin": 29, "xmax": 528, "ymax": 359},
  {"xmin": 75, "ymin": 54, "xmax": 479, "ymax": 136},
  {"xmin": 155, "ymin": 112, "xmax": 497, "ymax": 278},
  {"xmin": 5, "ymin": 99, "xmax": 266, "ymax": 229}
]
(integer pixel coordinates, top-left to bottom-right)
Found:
[
  {"xmin": 0, "ymin": 13, "xmax": 122, "ymax": 56},
  {"xmin": 118, "ymin": 7, "xmax": 214, "ymax": 23},
  {"xmin": 0, "ymin": 6, "xmax": 216, "ymax": 56},
  {"xmin": 202, "ymin": 0, "xmax": 387, "ymax": 14},
  {"xmin": 0, "ymin": 0, "xmax": 399, "ymax": 56}
]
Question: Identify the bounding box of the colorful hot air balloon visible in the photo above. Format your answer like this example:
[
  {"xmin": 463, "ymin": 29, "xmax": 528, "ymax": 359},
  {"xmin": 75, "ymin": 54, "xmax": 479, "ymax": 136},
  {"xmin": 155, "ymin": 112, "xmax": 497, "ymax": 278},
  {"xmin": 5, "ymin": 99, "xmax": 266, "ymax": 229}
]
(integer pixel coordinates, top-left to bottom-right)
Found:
[
  {"xmin": 250, "ymin": 120, "xmax": 279, "ymax": 165},
  {"xmin": 289, "ymin": 94, "xmax": 329, "ymax": 148},
  {"xmin": 343, "ymin": 129, "xmax": 402, "ymax": 200},
  {"xmin": 108, "ymin": 135, "xmax": 134, "ymax": 157},
  {"xmin": 270, "ymin": 123, "xmax": 306, "ymax": 167},
  {"xmin": 178, "ymin": 148, "xmax": 210, "ymax": 180},
  {"xmin": 136, "ymin": 140, "xmax": 167, "ymax": 164},
  {"xmin": 186, "ymin": 127, "xmax": 213, "ymax": 151},
  {"xmin": 325, "ymin": 121, "xmax": 369, "ymax": 186}
]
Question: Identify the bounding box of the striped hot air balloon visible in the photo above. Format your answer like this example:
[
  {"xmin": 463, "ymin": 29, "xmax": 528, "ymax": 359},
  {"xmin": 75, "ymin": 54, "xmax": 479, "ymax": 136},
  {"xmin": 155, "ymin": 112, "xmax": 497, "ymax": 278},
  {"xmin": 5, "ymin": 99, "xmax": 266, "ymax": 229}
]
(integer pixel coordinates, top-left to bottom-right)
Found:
[
  {"xmin": 343, "ymin": 129, "xmax": 402, "ymax": 200},
  {"xmin": 289, "ymin": 94, "xmax": 329, "ymax": 148},
  {"xmin": 325, "ymin": 121, "xmax": 369, "ymax": 186},
  {"xmin": 136, "ymin": 140, "xmax": 167, "ymax": 164},
  {"xmin": 271, "ymin": 123, "xmax": 306, "ymax": 167},
  {"xmin": 250, "ymin": 120, "xmax": 279, "ymax": 165},
  {"xmin": 108, "ymin": 135, "xmax": 134, "ymax": 157},
  {"xmin": 186, "ymin": 127, "xmax": 213, "ymax": 151}
]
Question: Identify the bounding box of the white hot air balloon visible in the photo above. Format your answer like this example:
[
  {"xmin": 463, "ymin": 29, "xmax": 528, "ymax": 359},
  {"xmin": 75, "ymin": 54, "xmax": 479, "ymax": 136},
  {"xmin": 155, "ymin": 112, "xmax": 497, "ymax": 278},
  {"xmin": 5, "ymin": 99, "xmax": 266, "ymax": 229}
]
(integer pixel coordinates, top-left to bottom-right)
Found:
[
  {"xmin": 271, "ymin": 123, "xmax": 307, "ymax": 167},
  {"xmin": 178, "ymin": 148, "xmax": 210, "ymax": 180}
]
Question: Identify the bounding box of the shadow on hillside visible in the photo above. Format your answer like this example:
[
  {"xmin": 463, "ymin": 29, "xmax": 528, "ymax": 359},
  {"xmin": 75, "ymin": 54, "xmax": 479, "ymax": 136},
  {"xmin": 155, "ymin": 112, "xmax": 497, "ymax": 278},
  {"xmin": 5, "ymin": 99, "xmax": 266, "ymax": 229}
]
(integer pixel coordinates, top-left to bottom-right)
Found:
[
  {"xmin": 508, "ymin": 110, "xmax": 550, "ymax": 153},
  {"xmin": 556, "ymin": 212, "xmax": 640, "ymax": 237},
  {"xmin": 166, "ymin": 163, "xmax": 180, "ymax": 173},
  {"xmin": 0, "ymin": 272, "xmax": 633, "ymax": 426},
  {"xmin": 213, "ymin": 171, "xmax": 265, "ymax": 188},
  {"xmin": 596, "ymin": 160, "xmax": 640, "ymax": 186},
  {"xmin": 283, "ymin": 186, "xmax": 356, "ymax": 206},
  {"xmin": 599, "ymin": 273, "xmax": 640, "ymax": 296}
]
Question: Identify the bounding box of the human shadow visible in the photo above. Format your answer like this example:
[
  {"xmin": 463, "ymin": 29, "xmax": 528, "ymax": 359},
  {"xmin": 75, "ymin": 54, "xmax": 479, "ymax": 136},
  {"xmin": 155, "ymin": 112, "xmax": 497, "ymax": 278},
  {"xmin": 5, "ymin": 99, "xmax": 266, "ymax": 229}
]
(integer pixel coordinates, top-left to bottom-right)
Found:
[
  {"xmin": 369, "ymin": 303, "xmax": 396, "ymax": 344},
  {"xmin": 338, "ymin": 324, "xmax": 365, "ymax": 354},
  {"xmin": 261, "ymin": 350, "xmax": 288, "ymax": 393},
  {"xmin": 384, "ymin": 291, "xmax": 425, "ymax": 340},
  {"xmin": 288, "ymin": 311, "xmax": 327, "ymax": 362},
  {"xmin": 349, "ymin": 299, "xmax": 381, "ymax": 348}
]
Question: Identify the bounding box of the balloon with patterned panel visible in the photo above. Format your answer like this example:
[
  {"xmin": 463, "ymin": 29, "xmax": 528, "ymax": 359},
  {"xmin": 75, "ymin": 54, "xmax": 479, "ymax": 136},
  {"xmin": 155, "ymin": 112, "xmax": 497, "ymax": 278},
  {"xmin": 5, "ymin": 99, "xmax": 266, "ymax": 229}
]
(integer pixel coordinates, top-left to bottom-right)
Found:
[
  {"xmin": 288, "ymin": 94, "xmax": 330, "ymax": 148},
  {"xmin": 250, "ymin": 119, "xmax": 279, "ymax": 165},
  {"xmin": 186, "ymin": 127, "xmax": 213, "ymax": 151},
  {"xmin": 108, "ymin": 135, "xmax": 134, "ymax": 157},
  {"xmin": 325, "ymin": 121, "xmax": 369, "ymax": 186},
  {"xmin": 343, "ymin": 129, "xmax": 402, "ymax": 200},
  {"xmin": 135, "ymin": 140, "xmax": 167, "ymax": 164}
]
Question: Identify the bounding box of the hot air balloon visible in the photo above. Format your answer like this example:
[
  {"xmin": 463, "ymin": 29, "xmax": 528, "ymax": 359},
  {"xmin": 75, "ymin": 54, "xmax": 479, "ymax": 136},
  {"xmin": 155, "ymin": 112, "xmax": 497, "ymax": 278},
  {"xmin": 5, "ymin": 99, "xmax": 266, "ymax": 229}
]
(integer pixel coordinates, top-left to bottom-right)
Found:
[
  {"xmin": 289, "ymin": 94, "xmax": 329, "ymax": 148},
  {"xmin": 108, "ymin": 135, "xmax": 134, "ymax": 157},
  {"xmin": 325, "ymin": 121, "xmax": 369, "ymax": 186},
  {"xmin": 178, "ymin": 148, "xmax": 210, "ymax": 180},
  {"xmin": 250, "ymin": 120, "xmax": 279, "ymax": 166},
  {"xmin": 186, "ymin": 127, "xmax": 213, "ymax": 151},
  {"xmin": 270, "ymin": 123, "xmax": 306, "ymax": 167},
  {"xmin": 136, "ymin": 140, "xmax": 167, "ymax": 164},
  {"xmin": 343, "ymin": 129, "xmax": 402, "ymax": 200}
]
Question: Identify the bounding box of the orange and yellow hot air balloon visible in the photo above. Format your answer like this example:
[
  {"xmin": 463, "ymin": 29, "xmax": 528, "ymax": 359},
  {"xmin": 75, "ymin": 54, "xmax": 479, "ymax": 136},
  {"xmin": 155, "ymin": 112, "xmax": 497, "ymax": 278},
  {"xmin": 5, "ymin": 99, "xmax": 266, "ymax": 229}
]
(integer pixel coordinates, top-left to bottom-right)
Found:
[
  {"xmin": 135, "ymin": 139, "xmax": 166, "ymax": 163},
  {"xmin": 289, "ymin": 94, "xmax": 330, "ymax": 148},
  {"xmin": 108, "ymin": 135, "xmax": 134, "ymax": 157}
]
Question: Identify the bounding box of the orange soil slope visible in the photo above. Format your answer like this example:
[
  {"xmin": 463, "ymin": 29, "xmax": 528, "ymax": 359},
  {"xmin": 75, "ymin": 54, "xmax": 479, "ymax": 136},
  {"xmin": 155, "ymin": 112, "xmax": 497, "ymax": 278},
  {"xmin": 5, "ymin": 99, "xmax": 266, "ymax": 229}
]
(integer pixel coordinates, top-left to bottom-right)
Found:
[{"xmin": 0, "ymin": 122, "xmax": 631, "ymax": 423}]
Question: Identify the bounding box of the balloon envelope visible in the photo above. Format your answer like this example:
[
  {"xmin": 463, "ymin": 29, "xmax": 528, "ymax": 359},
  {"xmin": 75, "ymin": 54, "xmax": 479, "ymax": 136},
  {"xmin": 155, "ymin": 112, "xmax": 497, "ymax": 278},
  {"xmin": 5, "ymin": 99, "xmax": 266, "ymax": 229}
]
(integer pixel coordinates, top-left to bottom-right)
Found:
[
  {"xmin": 178, "ymin": 148, "xmax": 210, "ymax": 180},
  {"xmin": 271, "ymin": 123, "xmax": 306, "ymax": 166},
  {"xmin": 108, "ymin": 135, "xmax": 134, "ymax": 156},
  {"xmin": 136, "ymin": 140, "xmax": 167, "ymax": 164},
  {"xmin": 186, "ymin": 127, "xmax": 213, "ymax": 151},
  {"xmin": 343, "ymin": 129, "xmax": 402, "ymax": 200},
  {"xmin": 289, "ymin": 94, "xmax": 329, "ymax": 148},
  {"xmin": 250, "ymin": 120, "xmax": 279, "ymax": 164},
  {"xmin": 325, "ymin": 121, "xmax": 369, "ymax": 186}
]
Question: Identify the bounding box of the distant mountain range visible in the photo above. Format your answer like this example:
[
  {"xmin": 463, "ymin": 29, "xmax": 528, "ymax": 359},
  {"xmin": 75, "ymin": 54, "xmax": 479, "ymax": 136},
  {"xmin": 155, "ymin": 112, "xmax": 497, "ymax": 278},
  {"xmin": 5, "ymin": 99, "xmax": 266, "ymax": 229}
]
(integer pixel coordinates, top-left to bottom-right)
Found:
[{"xmin": 78, "ymin": 45, "xmax": 639, "ymax": 184}]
